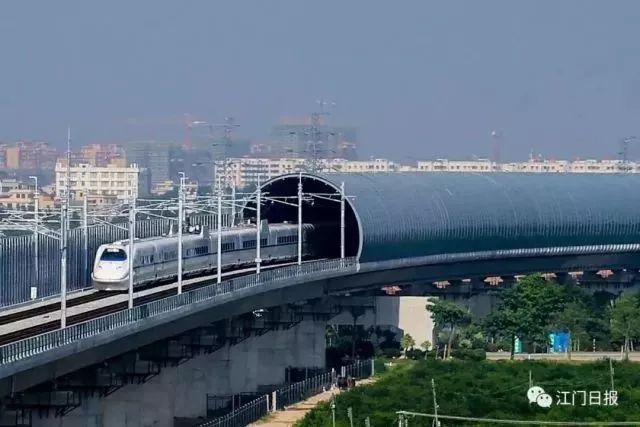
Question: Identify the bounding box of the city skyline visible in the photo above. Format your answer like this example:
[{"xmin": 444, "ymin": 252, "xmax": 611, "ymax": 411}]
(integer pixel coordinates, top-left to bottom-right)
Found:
[{"xmin": 3, "ymin": 1, "xmax": 640, "ymax": 161}]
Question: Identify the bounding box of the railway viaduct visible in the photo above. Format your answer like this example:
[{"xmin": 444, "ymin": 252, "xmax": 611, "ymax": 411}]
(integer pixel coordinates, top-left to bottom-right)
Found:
[{"xmin": 2, "ymin": 172, "xmax": 640, "ymax": 426}]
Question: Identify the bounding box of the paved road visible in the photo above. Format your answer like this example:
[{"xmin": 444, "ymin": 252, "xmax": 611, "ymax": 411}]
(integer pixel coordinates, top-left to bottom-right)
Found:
[{"xmin": 487, "ymin": 351, "xmax": 640, "ymax": 361}]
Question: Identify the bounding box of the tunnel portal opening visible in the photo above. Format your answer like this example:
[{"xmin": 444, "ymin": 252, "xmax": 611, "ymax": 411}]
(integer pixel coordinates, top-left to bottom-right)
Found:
[{"xmin": 242, "ymin": 175, "xmax": 361, "ymax": 260}]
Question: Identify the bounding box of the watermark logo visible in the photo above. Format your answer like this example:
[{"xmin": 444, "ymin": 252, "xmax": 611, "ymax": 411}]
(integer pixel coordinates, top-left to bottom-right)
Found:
[
  {"xmin": 527, "ymin": 386, "xmax": 619, "ymax": 408},
  {"xmin": 527, "ymin": 386, "xmax": 553, "ymax": 408}
]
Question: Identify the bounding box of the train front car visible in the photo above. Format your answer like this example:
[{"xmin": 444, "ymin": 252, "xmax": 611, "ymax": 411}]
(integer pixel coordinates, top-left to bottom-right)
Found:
[{"xmin": 91, "ymin": 243, "xmax": 130, "ymax": 291}]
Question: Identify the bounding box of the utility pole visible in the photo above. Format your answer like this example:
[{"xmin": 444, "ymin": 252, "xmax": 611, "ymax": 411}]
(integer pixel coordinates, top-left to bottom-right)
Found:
[
  {"xmin": 217, "ymin": 192, "xmax": 222, "ymax": 284},
  {"xmin": 60, "ymin": 127, "xmax": 72, "ymax": 329},
  {"xmin": 65, "ymin": 127, "xmax": 71, "ymax": 231},
  {"xmin": 610, "ymin": 358, "xmax": 615, "ymax": 392},
  {"xmin": 231, "ymin": 182, "xmax": 236, "ymax": 227},
  {"xmin": 83, "ymin": 192, "xmax": 88, "ymax": 284},
  {"xmin": 331, "ymin": 396, "xmax": 336, "ymax": 427},
  {"xmin": 177, "ymin": 172, "xmax": 185, "ymax": 294},
  {"xmin": 297, "ymin": 172, "xmax": 303, "ymax": 266},
  {"xmin": 340, "ymin": 181, "xmax": 345, "ymax": 259},
  {"xmin": 431, "ymin": 378, "xmax": 439, "ymax": 427},
  {"xmin": 128, "ymin": 197, "xmax": 135, "ymax": 309},
  {"xmin": 60, "ymin": 202, "xmax": 67, "ymax": 328},
  {"xmin": 30, "ymin": 176, "xmax": 39, "ymax": 292},
  {"xmin": 255, "ymin": 174, "xmax": 262, "ymax": 275}
]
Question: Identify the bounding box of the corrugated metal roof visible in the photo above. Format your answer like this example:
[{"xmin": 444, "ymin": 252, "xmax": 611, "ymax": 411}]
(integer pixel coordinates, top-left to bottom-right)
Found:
[{"xmin": 310, "ymin": 172, "xmax": 640, "ymax": 262}]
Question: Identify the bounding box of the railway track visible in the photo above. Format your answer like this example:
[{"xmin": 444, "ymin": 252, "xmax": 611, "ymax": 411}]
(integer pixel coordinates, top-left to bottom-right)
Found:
[
  {"xmin": 0, "ymin": 261, "xmax": 304, "ymax": 346},
  {"xmin": 0, "ymin": 291, "xmax": 111, "ymax": 326}
]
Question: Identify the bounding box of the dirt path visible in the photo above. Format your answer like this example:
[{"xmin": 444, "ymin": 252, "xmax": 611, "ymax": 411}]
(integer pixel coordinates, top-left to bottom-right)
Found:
[{"xmin": 253, "ymin": 378, "xmax": 377, "ymax": 427}]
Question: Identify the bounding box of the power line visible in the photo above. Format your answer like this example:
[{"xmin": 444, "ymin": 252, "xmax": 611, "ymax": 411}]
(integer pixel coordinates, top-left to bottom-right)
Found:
[{"xmin": 396, "ymin": 411, "xmax": 639, "ymax": 425}]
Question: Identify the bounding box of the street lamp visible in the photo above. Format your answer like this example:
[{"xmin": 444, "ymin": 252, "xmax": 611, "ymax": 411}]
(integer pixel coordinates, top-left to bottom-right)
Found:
[{"xmin": 29, "ymin": 176, "xmax": 39, "ymax": 295}]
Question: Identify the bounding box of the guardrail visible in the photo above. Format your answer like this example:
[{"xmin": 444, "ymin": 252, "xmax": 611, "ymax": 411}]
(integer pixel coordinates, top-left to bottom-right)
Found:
[
  {"xmin": 198, "ymin": 360, "xmax": 374, "ymax": 427},
  {"xmin": 0, "ymin": 257, "xmax": 358, "ymax": 366}
]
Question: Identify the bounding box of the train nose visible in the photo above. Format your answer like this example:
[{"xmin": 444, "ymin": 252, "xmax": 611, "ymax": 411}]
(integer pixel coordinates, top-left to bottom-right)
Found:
[{"xmin": 95, "ymin": 262, "xmax": 128, "ymax": 279}]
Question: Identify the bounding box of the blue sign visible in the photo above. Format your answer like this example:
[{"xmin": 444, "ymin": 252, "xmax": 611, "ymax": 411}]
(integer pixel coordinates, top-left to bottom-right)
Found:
[{"xmin": 549, "ymin": 331, "xmax": 570, "ymax": 353}]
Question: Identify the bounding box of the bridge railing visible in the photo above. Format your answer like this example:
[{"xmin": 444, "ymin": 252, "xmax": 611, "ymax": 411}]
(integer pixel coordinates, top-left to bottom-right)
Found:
[
  {"xmin": 198, "ymin": 360, "xmax": 374, "ymax": 427},
  {"xmin": 0, "ymin": 257, "xmax": 358, "ymax": 366}
]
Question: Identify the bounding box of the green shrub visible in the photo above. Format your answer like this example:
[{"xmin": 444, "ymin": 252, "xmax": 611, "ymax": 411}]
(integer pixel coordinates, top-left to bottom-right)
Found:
[
  {"xmin": 382, "ymin": 347, "xmax": 401, "ymax": 358},
  {"xmin": 405, "ymin": 349, "xmax": 424, "ymax": 360},
  {"xmin": 451, "ymin": 348, "xmax": 486, "ymax": 361}
]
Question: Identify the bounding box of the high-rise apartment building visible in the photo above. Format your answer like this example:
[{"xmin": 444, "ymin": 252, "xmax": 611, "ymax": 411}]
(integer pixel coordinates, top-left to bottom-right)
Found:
[
  {"xmin": 55, "ymin": 159, "xmax": 139, "ymax": 206},
  {"xmin": 2, "ymin": 142, "xmax": 58, "ymax": 170},
  {"xmin": 124, "ymin": 141, "xmax": 174, "ymax": 186},
  {"xmin": 80, "ymin": 144, "xmax": 125, "ymax": 167}
]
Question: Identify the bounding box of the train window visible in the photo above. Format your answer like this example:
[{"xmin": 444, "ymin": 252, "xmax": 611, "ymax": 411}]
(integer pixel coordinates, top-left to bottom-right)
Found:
[
  {"xmin": 277, "ymin": 235, "xmax": 298, "ymax": 245},
  {"xmin": 261, "ymin": 238, "xmax": 268, "ymax": 246},
  {"xmin": 101, "ymin": 249, "xmax": 127, "ymax": 261},
  {"xmin": 221, "ymin": 242, "xmax": 235, "ymax": 252},
  {"xmin": 243, "ymin": 240, "xmax": 256, "ymax": 249},
  {"xmin": 196, "ymin": 246, "xmax": 208, "ymax": 255}
]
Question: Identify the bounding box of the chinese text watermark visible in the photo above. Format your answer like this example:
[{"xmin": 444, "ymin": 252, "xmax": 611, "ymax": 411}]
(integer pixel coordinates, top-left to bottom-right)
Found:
[{"xmin": 527, "ymin": 386, "xmax": 618, "ymax": 408}]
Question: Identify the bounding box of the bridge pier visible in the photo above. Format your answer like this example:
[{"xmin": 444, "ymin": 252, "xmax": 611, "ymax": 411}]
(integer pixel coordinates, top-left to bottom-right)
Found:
[{"xmin": 27, "ymin": 311, "xmax": 328, "ymax": 427}]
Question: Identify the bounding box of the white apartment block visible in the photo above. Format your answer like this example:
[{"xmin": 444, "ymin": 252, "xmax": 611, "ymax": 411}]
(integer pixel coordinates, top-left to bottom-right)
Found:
[
  {"xmin": 217, "ymin": 157, "xmax": 640, "ymax": 189},
  {"xmin": 55, "ymin": 160, "xmax": 139, "ymax": 205},
  {"xmin": 415, "ymin": 159, "xmax": 496, "ymax": 172}
]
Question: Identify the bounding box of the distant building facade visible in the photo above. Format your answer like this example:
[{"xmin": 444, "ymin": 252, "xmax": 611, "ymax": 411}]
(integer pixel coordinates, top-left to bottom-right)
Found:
[
  {"xmin": 79, "ymin": 144, "xmax": 125, "ymax": 167},
  {"xmin": 0, "ymin": 141, "xmax": 57, "ymax": 170},
  {"xmin": 55, "ymin": 159, "xmax": 139, "ymax": 206},
  {"xmin": 215, "ymin": 157, "xmax": 640, "ymax": 190},
  {"xmin": 0, "ymin": 188, "xmax": 55, "ymax": 210},
  {"xmin": 124, "ymin": 141, "xmax": 176, "ymax": 187},
  {"xmin": 270, "ymin": 118, "xmax": 358, "ymax": 160}
]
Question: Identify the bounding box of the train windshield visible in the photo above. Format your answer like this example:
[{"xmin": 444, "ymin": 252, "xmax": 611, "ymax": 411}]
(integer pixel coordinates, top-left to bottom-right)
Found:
[{"xmin": 100, "ymin": 248, "xmax": 127, "ymax": 262}]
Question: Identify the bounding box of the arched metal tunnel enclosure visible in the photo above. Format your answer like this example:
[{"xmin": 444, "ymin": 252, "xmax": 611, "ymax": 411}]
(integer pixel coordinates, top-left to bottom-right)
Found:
[
  {"xmin": 244, "ymin": 172, "xmax": 640, "ymax": 265},
  {"xmin": 243, "ymin": 174, "xmax": 362, "ymax": 260}
]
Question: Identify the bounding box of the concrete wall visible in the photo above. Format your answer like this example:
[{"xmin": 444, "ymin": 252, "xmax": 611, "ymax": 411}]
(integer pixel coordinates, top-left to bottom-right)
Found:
[
  {"xmin": 33, "ymin": 319, "xmax": 326, "ymax": 427},
  {"xmin": 330, "ymin": 296, "xmax": 435, "ymax": 348}
]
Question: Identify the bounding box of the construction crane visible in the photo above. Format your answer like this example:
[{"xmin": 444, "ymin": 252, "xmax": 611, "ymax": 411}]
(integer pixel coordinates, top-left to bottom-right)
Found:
[
  {"xmin": 618, "ymin": 136, "xmax": 637, "ymax": 172},
  {"xmin": 184, "ymin": 114, "xmax": 209, "ymax": 150}
]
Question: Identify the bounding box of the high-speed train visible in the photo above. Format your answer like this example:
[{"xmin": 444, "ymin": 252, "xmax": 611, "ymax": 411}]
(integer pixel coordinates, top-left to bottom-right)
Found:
[{"xmin": 91, "ymin": 222, "xmax": 317, "ymax": 291}]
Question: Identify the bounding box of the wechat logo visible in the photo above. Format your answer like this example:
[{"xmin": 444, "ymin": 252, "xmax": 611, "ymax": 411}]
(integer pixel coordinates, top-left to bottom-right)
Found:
[{"xmin": 527, "ymin": 386, "xmax": 553, "ymax": 408}]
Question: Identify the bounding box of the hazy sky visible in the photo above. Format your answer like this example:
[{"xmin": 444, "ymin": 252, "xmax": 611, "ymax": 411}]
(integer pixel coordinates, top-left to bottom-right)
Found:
[{"xmin": 2, "ymin": 1, "xmax": 640, "ymax": 161}]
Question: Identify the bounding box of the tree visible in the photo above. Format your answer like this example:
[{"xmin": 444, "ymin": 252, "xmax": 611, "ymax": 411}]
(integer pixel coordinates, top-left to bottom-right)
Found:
[
  {"xmin": 551, "ymin": 300, "xmax": 591, "ymax": 359},
  {"xmin": 609, "ymin": 294, "xmax": 640, "ymax": 360},
  {"xmin": 400, "ymin": 334, "xmax": 415, "ymax": 355},
  {"xmin": 427, "ymin": 298, "xmax": 472, "ymax": 359},
  {"xmin": 485, "ymin": 275, "xmax": 564, "ymax": 359}
]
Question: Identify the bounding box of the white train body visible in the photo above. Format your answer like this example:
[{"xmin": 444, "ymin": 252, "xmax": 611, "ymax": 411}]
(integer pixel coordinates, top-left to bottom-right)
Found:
[{"xmin": 91, "ymin": 222, "xmax": 315, "ymax": 291}]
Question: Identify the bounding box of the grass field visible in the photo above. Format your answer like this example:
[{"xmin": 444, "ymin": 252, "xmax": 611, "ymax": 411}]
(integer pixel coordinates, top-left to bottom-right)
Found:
[{"xmin": 296, "ymin": 359, "xmax": 640, "ymax": 426}]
